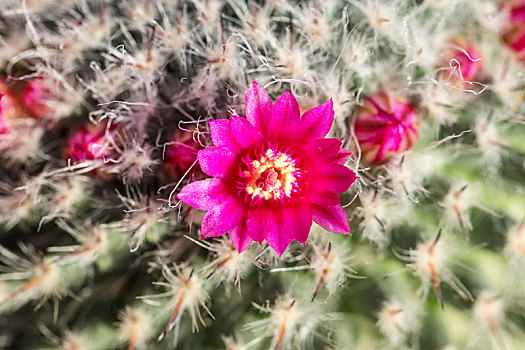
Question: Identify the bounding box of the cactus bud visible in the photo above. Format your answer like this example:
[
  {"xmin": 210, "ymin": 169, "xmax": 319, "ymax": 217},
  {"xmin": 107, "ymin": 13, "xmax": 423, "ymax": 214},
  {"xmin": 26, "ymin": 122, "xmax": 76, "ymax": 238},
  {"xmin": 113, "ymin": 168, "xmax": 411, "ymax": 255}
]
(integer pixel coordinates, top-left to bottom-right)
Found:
[
  {"xmin": 502, "ymin": 0, "xmax": 525, "ymax": 61},
  {"xmin": 439, "ymin": 38, "xmax": 482, "ymax": 85},
  {"xmin": 64, "ymin": 121, "xmax": 122, "ymax": 177},
  {"xmin": 163, "ymin": 128, "xmax": 203, "ymax": 180},
  {"xmin": 353, "ymin": 93, "xmax": 419, "ymax": 164}
]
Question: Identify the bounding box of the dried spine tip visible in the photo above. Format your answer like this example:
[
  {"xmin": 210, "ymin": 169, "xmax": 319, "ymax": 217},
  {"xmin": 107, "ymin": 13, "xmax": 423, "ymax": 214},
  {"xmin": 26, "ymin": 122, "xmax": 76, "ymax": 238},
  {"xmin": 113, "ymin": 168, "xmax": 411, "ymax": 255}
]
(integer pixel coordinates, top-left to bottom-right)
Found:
[
  {"xmin": 429, "ymin": 230, "xmax": 444, "ymax": 309},
  {"xmin": 440, "ymin": 183, "xmax": 472, "ymax": 231},
  {"xmin": 0, "ymin": 177, "xmax": 43, "ymax": 230},
  {"xmin": 398, "ymin": 230, "xmax": 472, "ymax": 305},
  {"xmin": 114, "ymin": 187, "xmax": 167, "ymax": 252},
  {"xmin": 0, "ymin": 118, "xmax": 44, "ymax": 164},
  {"xmin": 274, "ymin": 300, "xmax": 296, "ymax": 350},
  {"xmin": 505, "ymin": 224, "xmax": 525, "ymax": 264},
  {"xmin": 0, "ymin": 245, "xmax": 63, "ymax": 310},
  {"xmin": 474, "ymin": 117, "xmax": 503, "ymax": 168},
  {"xmin": 140, "ymin": 265, "xmax": 211, "ymax": 343},
  {"xmin": 46, "ymin": 177, "xmax": 89, "ymax": 215},
  {"xmin": 198, "ymin": 237, "xmax": 251, "ymax": 288},
  {"xmin": 310, "ymin": 241, "xmax": 358, "ymax": 301},
  {"xmin": 246, "ymin": 296, "xmax": 328, "ymax": 350},
  {"xmin": 222, "ymin": 335, "xmax": 247, "ymax": 350},
  {"xmin": 472, "ymin": 292, "xmax": 506, "ymax": 348},
  {"xmin": 51, "ymin": 219, "xmax": 108, "ymax": 266},
  {"xmin": 113, "ymin": 142, "xmax": 158, "ymax": 184},
  {"xmin": 376, "ymin": 300, "xmax": 417, "ymax": 345},
  {"xmin": 59, "ymin": 332, "xmax": 85, "ymax": 350},
  {"xmin": 250, "ymin": 297, "xmax": 301, "ymax": 350},
  {"xmin": 355, "ymin": 190, "xmax": 392, "ymax": 249},
  {"xmin": 311, "ymin": 243, "xmax": 331, "ymax": 302},
  {"xmin": 118, "ymin": 306, "xmax": 152, "ymax": 350}
]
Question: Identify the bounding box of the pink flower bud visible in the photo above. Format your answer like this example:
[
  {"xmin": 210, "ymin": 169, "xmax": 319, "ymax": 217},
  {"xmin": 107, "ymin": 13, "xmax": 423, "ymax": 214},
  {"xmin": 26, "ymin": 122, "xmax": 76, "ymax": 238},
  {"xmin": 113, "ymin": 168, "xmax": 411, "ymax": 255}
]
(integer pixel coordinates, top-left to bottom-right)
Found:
[
  {"xmin": 439, "ymin": 38, "xmax": 482, "ymax": 84},
  {"xmin": 0, "ymin": 94, "xmax": 7, "ymax": 136},
  {"xmin": 163, "ymin": 128, "xmax": 203, "ymax": 179},
  {"xmin": 0, "ymin": 80, "xmax": 23, "ymax": 120},
  {"xmin": 64, "ymin": 122, "xmax": 119, "ymax": 165},
  {"xmin": 353, "ymin": 93, "xmax": 419, "ymax": 164},
  {"xmin": 502, "ymin": 0, "xmax": 525, "ymax": 61},
  {"xmin": 21, "ymin": 78, "xmax": 50, "ymax": 119}
]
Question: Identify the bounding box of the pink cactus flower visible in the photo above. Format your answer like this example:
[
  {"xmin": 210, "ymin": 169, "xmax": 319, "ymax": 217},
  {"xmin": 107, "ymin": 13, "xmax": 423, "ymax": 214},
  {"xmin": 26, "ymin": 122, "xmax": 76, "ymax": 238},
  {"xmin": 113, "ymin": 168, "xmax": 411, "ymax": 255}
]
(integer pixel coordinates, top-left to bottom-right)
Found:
[
  {"xmin": 177, "ymin": 82, "xmax": 357, "ymax": 255},
  {"xmin": 64, "ymin": 122, "xmax": 119, "ymax": 165},
  {"xmin": 353, "ymin": 93, "xmax": 419, "ymax": 164},
  {"xmin": 440, "ymin": 38, "xmax": 482, "ymax": 84},
  {"xmin": 502, "ymin": 0, "xmax": 525, "ymax": 61},
  {"xmin": 164, "ymin": 128, "xmax": 204, "ymax": 180}
]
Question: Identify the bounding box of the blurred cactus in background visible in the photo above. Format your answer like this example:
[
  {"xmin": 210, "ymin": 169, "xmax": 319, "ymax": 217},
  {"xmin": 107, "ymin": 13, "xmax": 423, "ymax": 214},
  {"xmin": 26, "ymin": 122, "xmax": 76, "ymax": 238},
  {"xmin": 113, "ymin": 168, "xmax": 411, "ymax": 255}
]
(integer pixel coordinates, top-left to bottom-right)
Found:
[{"xmin": 0, "ymin": 0, "xmax": 525, "ymax": 349}]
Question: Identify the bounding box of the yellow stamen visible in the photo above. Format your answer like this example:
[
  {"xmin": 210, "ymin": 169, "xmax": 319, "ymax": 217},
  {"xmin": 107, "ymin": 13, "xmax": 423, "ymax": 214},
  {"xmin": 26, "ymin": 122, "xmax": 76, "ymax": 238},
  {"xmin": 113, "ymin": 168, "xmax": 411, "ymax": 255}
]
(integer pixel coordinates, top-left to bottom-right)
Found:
[{"xmin": 242, "ymin": 149, "xmax": 298, "ymax": 201}]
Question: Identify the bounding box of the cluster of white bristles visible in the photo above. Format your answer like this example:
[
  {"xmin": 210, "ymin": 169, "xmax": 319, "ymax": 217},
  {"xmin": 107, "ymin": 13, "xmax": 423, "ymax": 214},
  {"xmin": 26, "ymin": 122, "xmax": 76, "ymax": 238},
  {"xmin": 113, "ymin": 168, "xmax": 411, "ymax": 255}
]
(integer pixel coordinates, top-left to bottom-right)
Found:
[{"xmin": 0, "ymin": 0, "xmax": 524, "ymax": 349}]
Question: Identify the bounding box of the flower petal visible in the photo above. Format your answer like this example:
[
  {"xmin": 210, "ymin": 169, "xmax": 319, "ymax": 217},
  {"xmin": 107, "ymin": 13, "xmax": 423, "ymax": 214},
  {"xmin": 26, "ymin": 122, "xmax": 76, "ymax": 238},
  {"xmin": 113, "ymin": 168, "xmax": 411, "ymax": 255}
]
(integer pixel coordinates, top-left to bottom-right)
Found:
[
  {"xmin": 230, "ymin": 220, "xmax": 253, "ymax": 253},
  {"xmin": 308, "ymin": 183, "xmax": 342, "ymax": 207},
  {"xmin": 266, "ymin": 91, "xmax": 300, "ymax": 139},
  {"xmin": 245, "ymin": 81, "xmax": 273, "ymax": 130},
  {"xmin": 246, "ymin": 207, "xmax": 274, "ymax": 243},
  {"xmin": 230, "ymin": 117, "xmax": 264, "ymax": 148},
  {"xmin": 201, "ymin": 201, "xmax": 244, "ymax": 239},
  {"xmin": 354, "ymin": 126, "xmax": 388, "ymax": 144},
  {"xmin": 265, "ymin": 212, "xmax": 293, "ymax": 256},
  {"xmin": 365, "ymin": 93, "xmax": 394, "ymax": 117},
  {"xmin": 375, "ymin": 126, "xmax": 402, "ymax": 162},
  {"xmin": 299, "ymin": 99, "xmax": 334, "ymax": 140},
  {"xmin": 209, "ymin": 117, "xmax": 263, "ymax": 151},
  {"xmin": 281, "ymin": 203, "xmax": 312, "ymax": 244},
  {"xmin": 393, "ymin": 99, "xmax": 415, "ymax": 122},
  {"xmin": 177, "ymin": 178, "xmax": 229, "ymax": 210},
  {"xmin": 335, "ymin": 148, "xmax": 352, "ymax": 165},
  {"xmin": 197, "ymin": 146, "xmax": 235, "ymax": 178},
  {"xmin": 312, "ymin": 204, "xmax": 350, "ymax": 235},
  {"xmin": 316, "ymin": 163, "xmax": 357, "ymax": 193},
  {"xmin": 303, "ymin": 138, "xmax": 343, "ymax": 164},
  {"xmin": 209, "ymin": 119, "xmax": 236, "ymax": 150}
]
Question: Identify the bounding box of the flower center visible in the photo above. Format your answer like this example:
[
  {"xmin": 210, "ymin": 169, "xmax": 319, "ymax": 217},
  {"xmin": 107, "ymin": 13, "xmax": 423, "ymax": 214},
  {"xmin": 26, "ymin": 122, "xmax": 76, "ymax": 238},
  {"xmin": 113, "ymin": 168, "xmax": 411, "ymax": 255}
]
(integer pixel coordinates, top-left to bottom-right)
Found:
[{"xmin": 241, "ymin": 149, "xmax": 301, "ymax": 201}]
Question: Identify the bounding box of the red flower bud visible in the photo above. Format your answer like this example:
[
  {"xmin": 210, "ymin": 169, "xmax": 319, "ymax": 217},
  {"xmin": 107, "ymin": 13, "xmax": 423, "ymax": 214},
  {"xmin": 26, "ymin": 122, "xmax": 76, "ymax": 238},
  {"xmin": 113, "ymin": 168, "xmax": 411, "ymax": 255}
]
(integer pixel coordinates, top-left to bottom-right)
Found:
[
  {"xmin": 353, "ymin": 93, "xmax": 419, "ymax": 164},
  {"xmin": 163, "ymin": 128, "xmax": 204, "ymax": 179},
  {"xmin": 64, "ymin": 121, "xmax": 122, "ymax": 178},
  {"xmin": 502, "ymin": 0, "xmax": 525, "ymax": 61},
  {"xmin": 439, "ymin": 38, "xmax": 482, "ymax": 85}
]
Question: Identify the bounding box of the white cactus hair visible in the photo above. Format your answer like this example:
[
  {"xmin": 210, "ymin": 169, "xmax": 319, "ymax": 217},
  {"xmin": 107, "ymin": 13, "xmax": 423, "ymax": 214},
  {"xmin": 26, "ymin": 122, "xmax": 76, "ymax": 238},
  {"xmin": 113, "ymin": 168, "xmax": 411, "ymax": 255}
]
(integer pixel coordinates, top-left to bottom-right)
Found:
[{"xmin": 0, "ymin": 0, "xmax": 525, "ymax": 349}]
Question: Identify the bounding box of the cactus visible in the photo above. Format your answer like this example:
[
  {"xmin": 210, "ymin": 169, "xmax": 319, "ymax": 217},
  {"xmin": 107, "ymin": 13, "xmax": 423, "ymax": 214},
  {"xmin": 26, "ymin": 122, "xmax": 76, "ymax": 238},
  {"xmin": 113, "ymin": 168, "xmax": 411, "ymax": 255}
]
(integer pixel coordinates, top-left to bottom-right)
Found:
[{"xmin": 1, "ymin": 0, "xmax": 525, "ymax": 349}]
